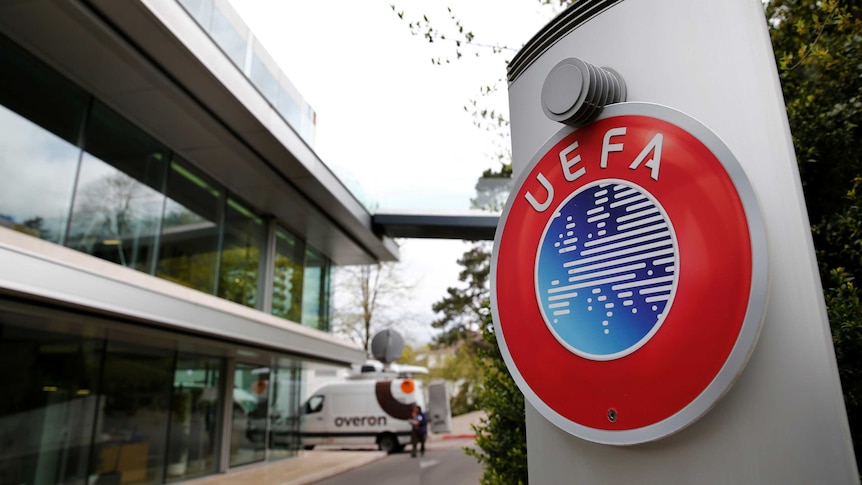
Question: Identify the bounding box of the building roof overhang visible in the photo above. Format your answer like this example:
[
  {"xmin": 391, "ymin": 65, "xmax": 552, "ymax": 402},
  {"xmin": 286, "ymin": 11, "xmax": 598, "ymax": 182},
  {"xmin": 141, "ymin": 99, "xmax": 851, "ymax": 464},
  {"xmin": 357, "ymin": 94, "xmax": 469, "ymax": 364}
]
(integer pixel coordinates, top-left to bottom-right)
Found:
[{"xmin": 0, "ymin": 0, "xmax": 398, "ymax": 265}]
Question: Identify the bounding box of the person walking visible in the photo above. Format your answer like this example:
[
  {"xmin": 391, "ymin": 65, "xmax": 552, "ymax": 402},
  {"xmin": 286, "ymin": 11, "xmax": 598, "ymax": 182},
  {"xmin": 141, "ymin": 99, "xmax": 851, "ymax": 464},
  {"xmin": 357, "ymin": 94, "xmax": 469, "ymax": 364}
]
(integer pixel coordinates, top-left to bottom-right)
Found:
[{"xmin": 409, "ymin": 404, "xmax": 427, "ymax": 458}]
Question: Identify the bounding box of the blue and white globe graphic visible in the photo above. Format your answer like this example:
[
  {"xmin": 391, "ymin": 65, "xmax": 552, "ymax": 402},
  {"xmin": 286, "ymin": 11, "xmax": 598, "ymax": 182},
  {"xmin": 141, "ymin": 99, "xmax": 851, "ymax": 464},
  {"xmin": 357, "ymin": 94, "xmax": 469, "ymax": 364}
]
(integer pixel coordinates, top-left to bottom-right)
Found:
[{"xmin": 536, "ymin": 180, "xmax": 678, "ymax": 360}]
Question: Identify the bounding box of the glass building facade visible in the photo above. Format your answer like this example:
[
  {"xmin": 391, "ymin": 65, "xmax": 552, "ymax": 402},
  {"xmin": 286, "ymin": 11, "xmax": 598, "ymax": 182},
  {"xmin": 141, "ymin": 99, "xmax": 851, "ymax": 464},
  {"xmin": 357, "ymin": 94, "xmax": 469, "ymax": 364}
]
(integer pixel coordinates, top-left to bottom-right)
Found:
[
  {"xmin": 0, "ymin": 0, "xmax": 377, "ymax": 479},
  {"xmin": 0, "ymin": 299, "xmax": 341, "ymax": 484},
  {"xmin": 0, "ymin": 32, "xmax": 331, "ymax": 332}
]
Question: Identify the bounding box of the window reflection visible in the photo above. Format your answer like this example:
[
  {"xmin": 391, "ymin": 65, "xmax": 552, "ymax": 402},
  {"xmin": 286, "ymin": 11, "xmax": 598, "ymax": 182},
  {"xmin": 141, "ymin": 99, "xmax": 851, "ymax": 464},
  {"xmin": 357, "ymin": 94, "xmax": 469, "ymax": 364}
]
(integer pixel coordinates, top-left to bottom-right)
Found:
[
  {"xmin": 302, "ymin": 247, "xmax": 331, "ymax": 331},
  {"xmin": 218, "ymin": 198, "xmax": 265, "ymax": 308},
  {"xmin": 166, "ymin": 354, "xmax": 223, "ymax": 482},
  {"xmin": 275, "ymin": 84, "xmax": 301, "ymax": 130},
  {"xmin": 0, "ymin": 301, "xmax": 320, "ymax": 480},
  {"xmin": 268, "ymin": 358, "xmax": 302, "ymax": 461},
  {"xmin": 0, "ymin": 33, "xmax": 86, "ymax": 244},
  {"xmin": 94, "ymin": 342, "xmax": 174, "ymax": 484},
  {"xmin": 66, "ymin": 102, "xmax": 167, "ymax": 272},
  {"xmin": 177, "ymin": 0, "xmax": 247, "ymax": 69},
  {"xmin": 206, "ymin": 3, "xmax": 248, "ymax": 68},
  {"xmin": 157, "ymin": 161, "xmax": 223, "ymax": 294},
  {"xmin": 272, "ymin": 227, "xmax": 304, "ymax": 322},
  {"xmin": 250, "ymin": 53, "xmax": 279, "ymax": 103},
  {"xmin": 0, "ymin": 25, "xmax": 338, "ymax": 341},
  {"xmin": 230, "ymin": 362, "xmax": 269, "ymax": 467},
  {"xmin": 0, "ymin": 106, "xmax": 81, "ymax": 244},
  {"xmin": 0, "ymin": 318, "xmax": 103, "ymax": 485}
]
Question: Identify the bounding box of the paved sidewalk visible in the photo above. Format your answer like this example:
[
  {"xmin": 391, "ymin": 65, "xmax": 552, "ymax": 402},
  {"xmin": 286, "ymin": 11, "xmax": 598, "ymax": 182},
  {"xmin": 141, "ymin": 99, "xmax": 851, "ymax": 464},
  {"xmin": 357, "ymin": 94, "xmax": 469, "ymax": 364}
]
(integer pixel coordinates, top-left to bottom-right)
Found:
[
  {"xmin": 189, "ymin": 449, "xmax": 387, "ymax": 485},
  {"xmin": 188, "ymin": 411, "xmax": 485, "ymax": 485}
]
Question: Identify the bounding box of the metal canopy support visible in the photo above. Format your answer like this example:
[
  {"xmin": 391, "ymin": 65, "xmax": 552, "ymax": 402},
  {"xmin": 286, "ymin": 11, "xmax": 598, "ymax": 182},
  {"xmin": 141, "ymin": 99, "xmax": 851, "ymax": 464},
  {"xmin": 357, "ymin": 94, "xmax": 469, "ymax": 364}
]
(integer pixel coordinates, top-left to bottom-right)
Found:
[{"xmin": 372, "ymin": 212, "xmax": 500, "ymax": 241}]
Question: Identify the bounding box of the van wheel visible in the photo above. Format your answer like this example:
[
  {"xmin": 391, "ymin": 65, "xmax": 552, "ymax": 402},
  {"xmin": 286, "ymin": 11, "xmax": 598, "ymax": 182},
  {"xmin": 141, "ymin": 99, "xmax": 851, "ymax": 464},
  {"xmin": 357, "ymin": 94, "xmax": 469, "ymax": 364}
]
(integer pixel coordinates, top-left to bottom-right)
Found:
[{"xmin": 377, "ymin": 434, "xmax": 398, "ymax": 454}]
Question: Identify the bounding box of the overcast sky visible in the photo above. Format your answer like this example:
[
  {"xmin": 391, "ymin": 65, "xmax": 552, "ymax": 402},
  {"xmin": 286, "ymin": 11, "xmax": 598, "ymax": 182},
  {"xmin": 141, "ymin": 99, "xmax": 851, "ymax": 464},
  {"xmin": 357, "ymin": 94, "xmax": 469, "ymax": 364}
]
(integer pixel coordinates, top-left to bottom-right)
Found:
[{"xmin": 228, "ymin": 0, "xmax": 554, "ymax": 344}]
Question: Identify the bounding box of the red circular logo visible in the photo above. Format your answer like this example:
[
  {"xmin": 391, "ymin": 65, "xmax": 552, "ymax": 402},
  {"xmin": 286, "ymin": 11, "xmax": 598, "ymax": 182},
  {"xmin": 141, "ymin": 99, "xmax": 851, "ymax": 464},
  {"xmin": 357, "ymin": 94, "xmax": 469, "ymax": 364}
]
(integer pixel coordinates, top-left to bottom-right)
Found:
[{"xmin": 492, "ymin": 103, "xmax": 768, "ymax": 444}]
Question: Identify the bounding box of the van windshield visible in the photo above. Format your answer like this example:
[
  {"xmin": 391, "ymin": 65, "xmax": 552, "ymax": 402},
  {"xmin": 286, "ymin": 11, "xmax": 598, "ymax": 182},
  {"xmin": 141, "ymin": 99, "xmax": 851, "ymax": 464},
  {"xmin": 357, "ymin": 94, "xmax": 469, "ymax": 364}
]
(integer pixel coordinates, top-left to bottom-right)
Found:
[{"xmin": 304, "ymin": 395, "xmax": 324, "ymax": 414}]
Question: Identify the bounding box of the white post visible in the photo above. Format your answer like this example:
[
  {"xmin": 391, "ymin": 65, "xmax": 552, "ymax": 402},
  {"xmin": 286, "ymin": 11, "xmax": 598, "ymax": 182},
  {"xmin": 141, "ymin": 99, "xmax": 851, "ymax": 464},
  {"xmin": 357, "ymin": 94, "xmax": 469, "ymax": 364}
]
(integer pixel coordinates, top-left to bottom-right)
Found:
[{"xmin": 502, "ymin": 0, "xmax": 858, "ymax": 482}]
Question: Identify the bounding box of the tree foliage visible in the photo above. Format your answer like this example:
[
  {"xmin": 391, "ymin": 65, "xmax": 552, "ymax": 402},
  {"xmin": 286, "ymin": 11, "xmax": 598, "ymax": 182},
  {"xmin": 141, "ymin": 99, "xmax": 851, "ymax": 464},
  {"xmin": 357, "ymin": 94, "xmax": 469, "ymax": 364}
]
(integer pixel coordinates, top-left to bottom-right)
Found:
[
  {"xmin": 767, "ymin": 0, "xmax": 862, "ymax": 468},
  {"xmin": 437, "ymin": 341, "xmax": 484, "ymax": 415},
  {"xmin": 431, "ymin": 243, "xmax": 492, "ymax": 346},
  {"xmin": 432, "ymin": 237, "xmax": 527, "ymax": 483},
  {"xmin": 405, "ymin": 0, "xmax": 862, "ymax": 479},
  {"xmin": 430, "ymin": 161, "xmax": 526, "ymax": 483},
  {"xmin": 464, "ymin": 309, "xmax": 528, "ymax": 485}
]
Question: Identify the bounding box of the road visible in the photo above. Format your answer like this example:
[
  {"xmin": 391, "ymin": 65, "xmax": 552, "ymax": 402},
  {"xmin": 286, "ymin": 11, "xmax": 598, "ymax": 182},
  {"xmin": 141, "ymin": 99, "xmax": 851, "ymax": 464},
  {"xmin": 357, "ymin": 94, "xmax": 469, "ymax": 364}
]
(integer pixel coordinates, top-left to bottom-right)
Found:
[{"xmin": 311, "ymin": 438, "xmax": 482, "ymax": 485}]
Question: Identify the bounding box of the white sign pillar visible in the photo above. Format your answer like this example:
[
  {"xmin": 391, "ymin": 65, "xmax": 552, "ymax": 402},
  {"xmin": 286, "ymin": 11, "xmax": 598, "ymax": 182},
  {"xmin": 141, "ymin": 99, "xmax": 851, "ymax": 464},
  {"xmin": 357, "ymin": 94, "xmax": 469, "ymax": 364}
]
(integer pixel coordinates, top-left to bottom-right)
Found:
[{"xmin": 503, "ymin": 0, "xmax": 858, "ymax": 482}]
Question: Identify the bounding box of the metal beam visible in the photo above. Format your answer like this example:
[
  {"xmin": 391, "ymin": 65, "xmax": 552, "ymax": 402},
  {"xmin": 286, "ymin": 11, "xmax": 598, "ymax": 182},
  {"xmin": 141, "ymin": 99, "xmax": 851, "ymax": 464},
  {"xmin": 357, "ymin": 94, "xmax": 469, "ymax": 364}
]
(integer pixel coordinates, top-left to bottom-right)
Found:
[{"xmin": 372, "ymin": 212, "xmax": 500, "ymax": 241}]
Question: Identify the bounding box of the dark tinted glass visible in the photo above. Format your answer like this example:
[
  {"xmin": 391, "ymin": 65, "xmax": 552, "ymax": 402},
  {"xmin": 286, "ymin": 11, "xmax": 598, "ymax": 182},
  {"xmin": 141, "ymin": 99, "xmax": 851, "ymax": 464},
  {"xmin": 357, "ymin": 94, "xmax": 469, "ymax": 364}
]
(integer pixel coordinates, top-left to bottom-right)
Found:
[
  {"xmin": 301, "ymin": 247, "xmax": 330, "ymax": 331},
  {"xmin": 0, "ymin": 33, "xmax": 87, "ymax": 243},
  {"xmin": 218, "ymin": 198, "xmax": 265, "ymax": 308},
  {"xmin": 272, "ymin": 227, "xmax": 304, "ymax": 322},
  {"xmin": 230, "ymin": 362, "xmax": 268, "ymax": 466},
  {"xmin": 0, "ymin": 315, "xmax": 103, "ymax": 484},
  {"xmin": 157, "ymin": 160, "xmax": 223, "ymax": 294},
  {"xmin": 166, "ymin": 354, "xmax": 223, "ymax": 481},
  {"xmin": 66, "ymin": 101, "xmax": 168, "ymax": 272}
]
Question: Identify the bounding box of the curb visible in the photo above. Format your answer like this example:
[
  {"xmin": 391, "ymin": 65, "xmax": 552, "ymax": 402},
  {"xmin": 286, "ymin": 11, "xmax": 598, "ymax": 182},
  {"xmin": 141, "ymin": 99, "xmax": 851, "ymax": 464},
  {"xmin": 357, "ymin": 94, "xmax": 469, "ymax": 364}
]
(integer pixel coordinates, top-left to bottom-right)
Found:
[{"xmin": 441, "ymin": 434, "xmax": 477, "ymax": 440}]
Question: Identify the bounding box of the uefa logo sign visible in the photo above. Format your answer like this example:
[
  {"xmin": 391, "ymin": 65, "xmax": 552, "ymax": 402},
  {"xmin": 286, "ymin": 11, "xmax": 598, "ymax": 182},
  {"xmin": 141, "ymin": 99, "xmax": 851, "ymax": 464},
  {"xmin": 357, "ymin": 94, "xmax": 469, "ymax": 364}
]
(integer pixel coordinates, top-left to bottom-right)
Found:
[
  {"xmin": 492, "ymin": 102, "xmax": 768, "ymax": 445},
  {"xmin": 536, "ymin": 178, "xmax": 678, "ymax": 361}
]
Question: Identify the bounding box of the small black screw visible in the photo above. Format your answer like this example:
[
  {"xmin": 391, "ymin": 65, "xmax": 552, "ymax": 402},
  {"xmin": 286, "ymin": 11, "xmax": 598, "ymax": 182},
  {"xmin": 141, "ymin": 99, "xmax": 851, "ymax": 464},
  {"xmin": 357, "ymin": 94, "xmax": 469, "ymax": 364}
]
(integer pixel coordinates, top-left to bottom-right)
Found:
[{"xmin": 607, "ymin": 409, "xmax": 617, "ymax": 422}]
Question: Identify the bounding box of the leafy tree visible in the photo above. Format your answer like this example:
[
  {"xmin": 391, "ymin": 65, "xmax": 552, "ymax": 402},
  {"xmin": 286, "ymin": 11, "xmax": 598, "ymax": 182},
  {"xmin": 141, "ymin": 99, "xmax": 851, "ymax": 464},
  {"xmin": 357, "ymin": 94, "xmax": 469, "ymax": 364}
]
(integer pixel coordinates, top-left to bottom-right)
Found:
[
  {"xmin": 767, "ymin": 0, "xmax": 862, "ymax": 467},
  {"xmin": 432, "ymin": 238, "xmax": 527, "ymax": 482},
  {"xmin": 398, "ymin": 343, "xmax": 429, "ymax": 368},
  {"xmin": 430, "ymin": 162, "xmax": 526, "ymax": 483},
  {"xmin": 395, "ymin": 342, "xmax": 431, "ymax": 386},
  {"xmin": 432, "ymin": 166, "xmax": 513, "ymax": 347},
  {"xmin": 404, "ymin": 0, "xmax": 862, "ymax": 479},
  {"xmin": 385, "ymin": 6, "xmax": 549, "ymax": 476},
  {"xmin": 435, "ymin": 339, "xmax": 484, "ymax": 415},
  {"xmin": 464, "ymin": 305, "xmax": 528, "ymax": 485},
  {"xmin": 431, "ymin": 244, "xmax": 492, "ymax": 346}
]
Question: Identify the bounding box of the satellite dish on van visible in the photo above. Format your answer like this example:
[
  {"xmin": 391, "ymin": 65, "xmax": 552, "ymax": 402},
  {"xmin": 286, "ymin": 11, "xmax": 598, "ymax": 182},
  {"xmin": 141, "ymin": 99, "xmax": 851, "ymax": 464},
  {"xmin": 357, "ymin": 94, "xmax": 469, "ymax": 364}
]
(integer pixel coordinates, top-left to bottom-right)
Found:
[{"xmin": 370, "ymin": 329, "xmax": 404, "ymax": 364}]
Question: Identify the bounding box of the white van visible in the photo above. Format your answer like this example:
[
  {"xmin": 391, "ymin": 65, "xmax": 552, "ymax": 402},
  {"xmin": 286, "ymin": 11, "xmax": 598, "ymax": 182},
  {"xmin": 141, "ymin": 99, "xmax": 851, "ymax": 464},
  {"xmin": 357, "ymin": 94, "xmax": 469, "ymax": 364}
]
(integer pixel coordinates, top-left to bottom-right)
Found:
[{"xmin": 300, "ymin": 376, "xmax": 450, "ymax": 453}]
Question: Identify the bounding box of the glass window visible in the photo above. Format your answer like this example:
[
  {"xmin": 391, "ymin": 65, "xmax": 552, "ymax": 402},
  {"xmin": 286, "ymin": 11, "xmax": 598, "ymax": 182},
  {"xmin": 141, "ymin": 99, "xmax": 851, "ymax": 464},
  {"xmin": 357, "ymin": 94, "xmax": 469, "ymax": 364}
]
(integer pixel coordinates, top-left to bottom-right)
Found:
[
  {"xmin": 275, "ymin": 86, "xmax": 301, "ymax": 130},
  {"xmin": 176, "ymin": 0, "xmax": 209, "ymax": 25},
  {"xmin": 157, "ymin": 160, "xmax": 223, "ymax": 294},
  {"xmin": 230, "ymin": 362, "xmax": 269, "ymax": 467},
  {"xmin": 208, "ymin": 4, "xmax": 248, "ymax": 68},
  {"xmin": 250, "ymin": 54, "xmax": 279, "ymax": 104},
  {"xmin": 304, "ymin": 395, "xmax": 324, "ymax": 414},
  {"xmin": 301, "ymin": 104, "xmax": 316, "ymax": 144},
  {"xmin": 0, "ymin": 315, "xmax": 103, "ymax": 485},
  {"xmin": 166, "ymin": 354, "xmax": 223, "ymax": 482},
  {"xmin": 268, "ymin": 357, "xmax": 302, "ymax": 461},
  {"xmin": 93, "ymin": 342, "xmax": 174, "ymax": 484},
  {"xmin": 271, "ymin": 227, "xmax": 304, "ymax": 322},
  {"xmin": 302, "ymin": 247, "xmax": 331, "ymax": 331},
  {"xmin": 218, "ymin": 198, "xmax": 265, "ymax": 308},
  {"xmin": 66, "ymin": 101, "xmax": 168, "ymax": 273},
  {"xmin": 0, "ymin": 34, "xmax": 87, "ymax": 244},
  {"xmin": 179, "ymin": 0, "xmax": 248, "ymax": 69},
  {"xmin": 0, "ymin": 301, "xmax": 244, "ymax": 484}
]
